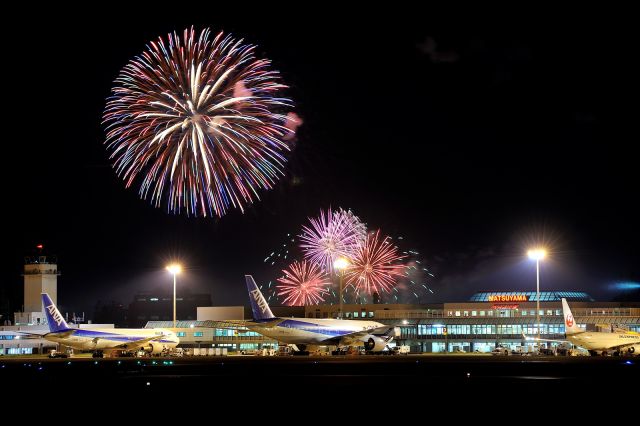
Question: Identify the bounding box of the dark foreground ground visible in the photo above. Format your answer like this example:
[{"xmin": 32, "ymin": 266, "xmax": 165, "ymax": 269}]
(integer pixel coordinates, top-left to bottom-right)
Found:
[{"xmin": 2, "ymin": 355, "xmax": 638, "ymax": 408}]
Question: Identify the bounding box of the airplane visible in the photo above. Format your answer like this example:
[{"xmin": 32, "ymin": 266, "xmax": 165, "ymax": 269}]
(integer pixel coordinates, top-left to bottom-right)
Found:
[
  {"xmin": 561, "ymin": 298, "xmax": 640, "ymax": 356},
  {"xmin": 241, "ymin": 275, "xmax": 396, "ymax": 352},
  {"xmin": 39, "ymin": 293, "xmax": 179, "ymax": 357}
]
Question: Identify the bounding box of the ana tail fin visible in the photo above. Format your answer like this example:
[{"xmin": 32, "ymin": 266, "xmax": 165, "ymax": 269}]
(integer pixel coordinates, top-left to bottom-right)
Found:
[
  {"xmin": 41, "ymin": 293, "xmax": 70, "ymax": 332},
  {"xmin": 245, "ymin": 275, "xmax": 275, "ymax": 321},
  {"xmin": 561, "ymin": 298, "xmax": 582, "ymax": 335}
]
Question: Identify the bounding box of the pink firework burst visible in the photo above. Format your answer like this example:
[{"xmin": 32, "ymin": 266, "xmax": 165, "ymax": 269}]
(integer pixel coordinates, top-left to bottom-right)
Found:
[
  {"xmin": 344, "ymin": 230, "xmax": 406, "ymax": 296},
  {"xmin": 277, "ymin": 260, "xmax": 330, "ymax": 306},
  {"xmin": 299, "ymin": 208, "xmax": 365, "ymax": 273}
]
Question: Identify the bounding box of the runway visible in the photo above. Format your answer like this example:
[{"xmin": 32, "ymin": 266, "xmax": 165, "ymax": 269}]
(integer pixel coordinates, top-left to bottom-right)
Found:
[{"xmin": 2, "ymin": 354, "xmax": 638, "ymax": 398}]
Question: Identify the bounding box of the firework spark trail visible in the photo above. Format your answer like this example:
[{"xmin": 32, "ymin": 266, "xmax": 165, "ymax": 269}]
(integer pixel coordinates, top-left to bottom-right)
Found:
[
  {"xmin": 299, "ymin": 208, "xmax": 366, "ymax": 273},
  {"xmin": 398, "ymin": 246, "xmax": 436, "ymax": 301},
  {"xmin": 277, "ymin": 260, "xmax": 331, "ymax": 306},
  {"xmin": 344, "ymin": 230, "xmax": 406, "ymax": 296},
  {"xmin": 335, "ymin": 207, "xmax": 367, "ymax": 245},
  {"xmin": 103, "ymin": 27, "xmax": 295, "ymax": 217}
]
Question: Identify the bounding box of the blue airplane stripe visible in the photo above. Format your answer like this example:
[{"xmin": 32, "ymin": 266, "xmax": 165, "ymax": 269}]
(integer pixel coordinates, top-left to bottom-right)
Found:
[
  {"xmin": 277, "ymin": 319, "xmax": 356, "ymax": 337},
  {"xmin": 73, "ymin": 330, "xmax": 173, "ymax": 342}
]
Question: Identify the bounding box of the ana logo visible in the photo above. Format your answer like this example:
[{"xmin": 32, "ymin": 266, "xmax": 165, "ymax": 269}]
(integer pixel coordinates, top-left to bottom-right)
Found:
[
  {"xmin": 251, "ymin": 289, "xmax": 269, "ymax": 313},
  {"xmin": 46, "ymin": 304, "xmax": 64, "ymax": 326},
  {"xmin": 565, "ymin": 313, "xmax": 574, "ymax": 328}
]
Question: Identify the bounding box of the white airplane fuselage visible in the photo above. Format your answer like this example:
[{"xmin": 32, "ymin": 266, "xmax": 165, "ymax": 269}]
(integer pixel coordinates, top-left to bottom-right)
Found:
[
  {"xmin": 45, "ymin": 328, "xmax": 179, "ymax": 351},
  {"xmin": 247, "ymin": 318, "xmax": 386, "ymax": 345},
  {"xmin": 567, "ymin": 332, "xmax": 640, "ymax": 353}
]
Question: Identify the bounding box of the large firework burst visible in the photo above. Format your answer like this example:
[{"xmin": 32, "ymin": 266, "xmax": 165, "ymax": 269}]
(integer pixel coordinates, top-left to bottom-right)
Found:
[
  {"xmin": 299, "ymin": 208, "xmax": 366, "ymax": 273},
  {"xmin": 103, "ymin": 27, "xmax": 295, "ymax": 217},
  {"xmin": 344, "ymin": 230, "xmax": 406, "ymax": 296},
  {"xmin": 277, "ymin": 260, "xmax": 331, "ymax": 306}
]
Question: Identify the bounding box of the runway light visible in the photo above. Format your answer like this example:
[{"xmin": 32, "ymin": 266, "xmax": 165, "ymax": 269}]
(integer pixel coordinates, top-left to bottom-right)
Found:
[{"xmin": 146, "ymin": 382, "xmax": 151, "ymax": 386}]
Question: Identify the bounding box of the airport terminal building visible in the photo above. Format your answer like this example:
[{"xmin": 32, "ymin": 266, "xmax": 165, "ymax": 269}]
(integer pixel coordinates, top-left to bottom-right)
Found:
[
  {"xmin": 146, "ymin": 290, "xmax": 640, "ymax": 354},
  {"xmin": 4, "ymin": 255, "xmax": 639, "ymax": 355}
]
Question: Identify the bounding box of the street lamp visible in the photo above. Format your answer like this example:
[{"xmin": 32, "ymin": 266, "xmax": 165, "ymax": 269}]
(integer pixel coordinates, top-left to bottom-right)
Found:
[
  {"xmin": 166, "ymin": 263, "xmax": 182, "ymax": 329},
  {"xmin": 333, "ymin": 257, "xmax": 350, "ymax": 320},
  {"xmin": 527, "ymin": 249, "xmax": 546, "ymax": 343}
]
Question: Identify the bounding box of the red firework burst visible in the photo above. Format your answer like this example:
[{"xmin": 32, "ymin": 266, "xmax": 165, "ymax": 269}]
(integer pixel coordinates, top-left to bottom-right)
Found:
[
  {"xmin": 344, "ymin": 230, "xmax": 406, "ymax": 295},
  {"xmin": 277, "ymin": 260, "xmax": 331, "ymax": 306}
]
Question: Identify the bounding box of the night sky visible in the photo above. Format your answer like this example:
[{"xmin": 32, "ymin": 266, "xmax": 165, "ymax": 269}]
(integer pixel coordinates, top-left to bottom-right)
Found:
[{"xmin": 4, "ymin": 12, "xmax": 638, "ymax": 316}]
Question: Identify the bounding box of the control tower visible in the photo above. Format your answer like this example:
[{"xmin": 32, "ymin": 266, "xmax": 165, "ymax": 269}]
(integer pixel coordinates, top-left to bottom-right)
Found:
[{"xmin": 14, "ymin": 255, "xmax": 60, "ymax": 325}]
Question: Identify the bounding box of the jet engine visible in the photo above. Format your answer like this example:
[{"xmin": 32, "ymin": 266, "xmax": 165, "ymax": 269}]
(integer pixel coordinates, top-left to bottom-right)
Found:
[
  {"xmin": 363, "ymin": 335, "xmax": 388, "ymax": 352},
  {"xmin": 142, "ymin": 342, "xmax": 165, "ymax": 355}
]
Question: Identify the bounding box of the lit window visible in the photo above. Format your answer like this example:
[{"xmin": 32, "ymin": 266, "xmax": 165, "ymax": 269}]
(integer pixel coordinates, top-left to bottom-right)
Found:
[
  {"xmin": 479, "ymin": 311, "xmax": 485, "ymax": 316},
  {"xmin": 463, "ymin": 311, "xmax": 469, "ymax": 317},
  {"xmin": 368, "ymin": 312, "xmax": 374, "ymax": 318},
  {"xmin": 193, "ymin": 332, "xmax": 203, "ymax": 337},
  {"xmin": 353, "ymin": 312, "xmax": 359, "ymax": 318},
  {"xmin": 471, "ymin": 311, "xmax": 477, "ymax": 316},
  {"xmin": 176, "ymin": 332, "xmax": 186, "ymax": 337},
  {"xmin": 455, "ymin": 311, "xmax": 461, "ymax": 317}
]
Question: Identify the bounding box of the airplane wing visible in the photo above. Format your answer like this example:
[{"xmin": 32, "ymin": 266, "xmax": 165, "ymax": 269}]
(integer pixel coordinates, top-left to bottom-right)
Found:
[
  {"xmin": 522, "ymin": 332, "xmax": 569, "ymax": 344},
  {"xmin": 5, "ymin": 330, "xmax": 75, "ymax": 338},
  {"xmin": 5, "ymin": 330, "xmax": 48, "ymax": 337},
  {"xmin": 199, "ymin": 319, "xmax": 280, "ymax": 329},
  {"xmin": 321, "ymin": 325, "xmax": 397, "ymax": 345},
  {"xmin": 45, "ymin": 330, "xmax": 76, "ymax": 339},
  {"xmin": 111, "ymin": 335, "xmax": 169, "ymax": 350}
]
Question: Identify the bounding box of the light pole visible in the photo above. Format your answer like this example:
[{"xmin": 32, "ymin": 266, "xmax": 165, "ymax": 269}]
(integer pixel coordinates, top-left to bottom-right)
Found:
[
  {"xmin": 166, "ymin": 264, "xmax": 182, "ymax": 329},
  {"xmin": 527, "ymin": 249, "xmax": 546, "ymax": 343},
  {"xmin": 333, "ymin": 257, "xmax": 350, "ymax": 320}
]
